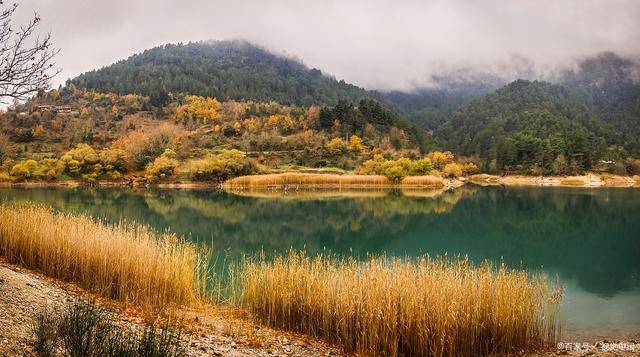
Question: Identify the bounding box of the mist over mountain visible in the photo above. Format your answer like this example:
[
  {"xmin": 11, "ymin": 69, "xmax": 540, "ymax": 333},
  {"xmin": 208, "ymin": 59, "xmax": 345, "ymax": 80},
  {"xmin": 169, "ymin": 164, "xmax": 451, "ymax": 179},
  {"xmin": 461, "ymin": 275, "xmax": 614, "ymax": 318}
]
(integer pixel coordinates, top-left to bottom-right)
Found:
[
  {"xmin": 69, "ymin": 40, "xmax": 373, "ymax": 107},
  {"xmin": 386, "ymin": 52, "xmax": 640, "ymax": 139}
]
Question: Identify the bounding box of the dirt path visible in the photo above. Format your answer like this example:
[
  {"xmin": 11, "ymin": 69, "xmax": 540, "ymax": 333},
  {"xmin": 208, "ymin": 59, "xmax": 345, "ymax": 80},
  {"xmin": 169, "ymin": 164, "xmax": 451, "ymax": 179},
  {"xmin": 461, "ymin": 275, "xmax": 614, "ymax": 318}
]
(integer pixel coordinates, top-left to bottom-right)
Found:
[{"xmin": 0, "ymin": 261, "xmax": 343, "ymax": 357}]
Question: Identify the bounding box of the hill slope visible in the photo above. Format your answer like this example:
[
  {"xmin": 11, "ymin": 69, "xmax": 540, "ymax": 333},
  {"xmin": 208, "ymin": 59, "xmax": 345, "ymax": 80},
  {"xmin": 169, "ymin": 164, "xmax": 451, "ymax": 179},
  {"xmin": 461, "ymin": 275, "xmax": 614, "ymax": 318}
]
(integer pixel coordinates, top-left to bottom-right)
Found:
[
  {"xmin": 69, "ymin": 40, "xmax": 372, "ymax": 107},
  {"xmin": 560, "ymin": 52, "xmax": 640, "ymax": 152},
  {"xmin": 436, "ymin": 80, "xmax": 619, "ymax": 173},
  {"xmin": 383, "ymin": 81, "xmax": 500, "ymax": 130}
]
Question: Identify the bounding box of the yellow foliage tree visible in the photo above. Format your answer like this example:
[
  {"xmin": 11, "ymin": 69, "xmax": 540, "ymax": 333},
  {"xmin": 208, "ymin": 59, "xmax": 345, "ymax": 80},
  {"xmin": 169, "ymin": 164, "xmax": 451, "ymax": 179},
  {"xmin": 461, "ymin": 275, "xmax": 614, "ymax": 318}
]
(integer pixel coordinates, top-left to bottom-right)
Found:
[
  {"xmin": 443, "ymin": 162, "xmax": 463, "ymax": 178},
  {"xmin": 429, "ymin": 151, "xmax": 454, "ymax": 170},
  {"xmin": 326, "ymin": 138, "xmax": 346, "ymax": 156},
  {"xmin": 348, "ymin": 135, "xmax": 364, "ymax": 152},
  {"xmin": 265, "ymin": 114, "xmax": 296, "ymax": 133},
  {"xmin": 175, "ymin": 96, "xmax": 219, "ymax": 125}
]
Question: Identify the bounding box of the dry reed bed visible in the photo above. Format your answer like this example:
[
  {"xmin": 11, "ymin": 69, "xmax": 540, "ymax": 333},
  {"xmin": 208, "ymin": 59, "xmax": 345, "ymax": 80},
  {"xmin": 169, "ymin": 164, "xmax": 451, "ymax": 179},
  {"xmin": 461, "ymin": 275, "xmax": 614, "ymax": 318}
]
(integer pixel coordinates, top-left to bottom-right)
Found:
[
  {"xmin": 0, "ymin": 204, "xmax": 207, "ymax": 307},
  {"xmin": 239, "ymin": 251, "xmax": 561, "ymax": 357},
  {"xmin": 224, "ymin": 173, "xmax": 445, "ymax": 188}
]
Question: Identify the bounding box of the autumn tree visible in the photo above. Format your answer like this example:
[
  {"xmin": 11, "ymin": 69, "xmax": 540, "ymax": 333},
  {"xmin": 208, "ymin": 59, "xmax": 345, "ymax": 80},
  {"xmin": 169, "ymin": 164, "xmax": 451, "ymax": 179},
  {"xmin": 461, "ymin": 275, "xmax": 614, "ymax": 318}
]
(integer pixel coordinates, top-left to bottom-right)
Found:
[
  {"xmin": 348, "ymin": 135, "xmax": 364, "ymax": 152},
  {"xmin": 326, "ymin": 138, "xmax": 346, "ymax": 156},
  {"xmin": 0, "ymin": 2, "xmax": 59, "ymax": 101},
  {"xmin": 429, "ymin": 151, "xmax": 454, "ymax": 170},
  {"xmin": 175, "ymin": 95, "xmax": 219, "ymax": 126}
]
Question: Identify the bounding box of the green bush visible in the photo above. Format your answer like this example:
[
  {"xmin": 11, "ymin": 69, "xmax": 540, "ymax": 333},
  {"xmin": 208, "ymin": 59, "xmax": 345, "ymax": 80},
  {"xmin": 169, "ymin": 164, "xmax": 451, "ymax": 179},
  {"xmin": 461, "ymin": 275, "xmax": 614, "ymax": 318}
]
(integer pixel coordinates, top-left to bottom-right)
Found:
[
  {"xmin": 357, "ymin": 155, "xmax": 433, "ymax": 181},
  {"xmin": 409, "ymin": 158, "xmax": 433, "ymax": 175},
  {"xmin": 60, "ymin": 144, "xmax": 100, "ymax": 176},
  {"xmin": 187, "ymin": 149, "xmax": 256, "ymax": 182},
  {"xmin": 10, "ymin": 159, "xmax": 39, "ymax": 180},
  {"xmin": 356, "ymin": 154, "xmax": 385, "ymax": 175},
  {"xmin": 381, "ymin": 163, "xmax": 407, "ymax": 183},
  {"xmin": 58, "ymin": 144, "xmax": 126, "ymax": 182},
  {"xmin": 325, "ymin": 138, "xmax": 346, "ymax": 156},
  {"xmin": 145, "ymin": 149, "xmax": 179, "ymax": 182}
]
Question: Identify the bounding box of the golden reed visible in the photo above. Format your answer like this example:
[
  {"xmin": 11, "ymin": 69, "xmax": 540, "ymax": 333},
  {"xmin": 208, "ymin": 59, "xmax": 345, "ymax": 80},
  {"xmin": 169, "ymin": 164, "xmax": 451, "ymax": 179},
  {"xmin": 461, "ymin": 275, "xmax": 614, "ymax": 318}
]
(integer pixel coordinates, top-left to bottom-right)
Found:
[
  {"xmin": 224, "ymin": 173, "xmax": 444, "ymax": 188},
  {"xmin": 0, "ymin": 204, "xmax": 207, "ymax": 307},
  {"xmin": 239, "ymin": 251, "xmax": 561, "ymax": 356}
]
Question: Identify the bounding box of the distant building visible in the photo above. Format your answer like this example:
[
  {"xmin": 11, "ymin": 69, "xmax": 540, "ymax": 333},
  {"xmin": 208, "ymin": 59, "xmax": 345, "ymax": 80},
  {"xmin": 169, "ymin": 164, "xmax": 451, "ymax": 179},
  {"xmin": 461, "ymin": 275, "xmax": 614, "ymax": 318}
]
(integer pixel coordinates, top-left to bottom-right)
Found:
[{"xmin": 36, "ymin": 104, "xmax": 74, "ymax": 113}]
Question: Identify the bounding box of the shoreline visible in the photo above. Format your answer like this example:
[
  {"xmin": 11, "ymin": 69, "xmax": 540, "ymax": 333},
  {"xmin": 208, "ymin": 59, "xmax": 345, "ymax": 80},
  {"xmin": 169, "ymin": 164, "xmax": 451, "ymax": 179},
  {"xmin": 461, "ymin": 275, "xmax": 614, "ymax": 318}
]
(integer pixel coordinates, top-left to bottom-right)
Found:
[
  {"xmin": 0, "ymin": 172, "xmax": 637, "ymax": 190},
  {"xmin": 468, "ymin": 173, "xmax": 638, "ymax": 188},
  {"xmin": 0, "ymin": 259, "xmax": 343, "ymax": 357},
  {"xmin": 2, "ymin": 258, "xmax": 637, "ymax": 356}
]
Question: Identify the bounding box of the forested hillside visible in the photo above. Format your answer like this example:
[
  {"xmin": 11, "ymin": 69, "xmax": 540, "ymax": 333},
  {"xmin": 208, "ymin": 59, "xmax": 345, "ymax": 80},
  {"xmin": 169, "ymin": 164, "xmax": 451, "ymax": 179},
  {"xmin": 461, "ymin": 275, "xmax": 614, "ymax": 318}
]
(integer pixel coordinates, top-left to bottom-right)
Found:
[
  {"xmin": 1, "ymin": 41, "xmax": 638, "ymax": 181},
  {"xmin": 560, "ymin": 52, "xmax": 640, "ymax": 152},
  {"xmin": 387, "ymin": 54, "xmax": 640, "ymax": 159},
  {"xmin": 436, "ymin": 80, "xmax": 620, "ymax": 173},
  {"xmin": 384, "ymin": 82, "xmax": 499, "ymax": 130},
  {"xmin": 69, "ymin": 40, "xmax": 373, "ymax": 107}
]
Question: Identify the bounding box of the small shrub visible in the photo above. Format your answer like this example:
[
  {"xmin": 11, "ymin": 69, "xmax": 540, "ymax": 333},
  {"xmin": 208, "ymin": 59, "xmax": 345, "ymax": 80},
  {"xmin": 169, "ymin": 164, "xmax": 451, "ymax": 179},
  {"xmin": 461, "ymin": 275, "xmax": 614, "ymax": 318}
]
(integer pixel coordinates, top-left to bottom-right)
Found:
[
  {"xmin": 379, "ymin": 161, "xmax": 407, "ymax": 183},
  {"xmin": 356, "ymin": 154, "xmax": 385, "ymax": 175},
  {"xmin": 462, "ymin": 162, "xmax": 479, "ymax": 176},
  {"xmin": 612, "ymin": 161, "xmax": 627, "ymax": 175},
  {"xmin": 33, "ymin": 308, "xmax": 58, "ymax": 357},
  {"xmin": 356, "ymin": 156, "xmax": 434, "ymax": 182},
  {"xmin": 38, "ymin": 158, "xmax": 62, "ymax": 180},
  {"xmin": 10, "ymin": 160, "xmax": 38, "ymax": 180},
  {"xmin": 443, "ymin": 162, "xmax": 463, "ymax": 178},
  {"xmin": 410, "ymin": 157, "xmax": 433, "ymax": 175},
  {"xmin": 136, "ymin": 319, "xmax": 185, "ymax": 357},
  {"xmin": 428, "ymin": 151, "xmax": 454, "ymax": 170},
  {"xmin": 325, "ymin": 138, "xmax": 346, "ymax": 156},
  {"xmin": 32, "ymin": 299, "xmax": 186, "ymax": 357},
  {"xmin": 145, "ymin": 149, "xmax": 179, "ymax": 182},
  {"xmin": 112, "ymin": 126, "xmax": 176, "ymax": 170},
  {"xmin": 58, "ymin": 300, "xmax": 117, "ymax": 357},
  {"xmin": 187, "ymin": 149, "xmax": 256, "ymax": 182}
]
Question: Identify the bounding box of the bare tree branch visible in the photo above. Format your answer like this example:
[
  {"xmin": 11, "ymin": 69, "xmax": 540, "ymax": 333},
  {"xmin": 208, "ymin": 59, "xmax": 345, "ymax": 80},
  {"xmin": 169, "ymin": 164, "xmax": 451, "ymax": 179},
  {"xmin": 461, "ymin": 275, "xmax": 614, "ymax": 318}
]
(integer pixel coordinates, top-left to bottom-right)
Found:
[{"xmin": 0, "ymin": 1, "xmax": 59, "ymax": 103}]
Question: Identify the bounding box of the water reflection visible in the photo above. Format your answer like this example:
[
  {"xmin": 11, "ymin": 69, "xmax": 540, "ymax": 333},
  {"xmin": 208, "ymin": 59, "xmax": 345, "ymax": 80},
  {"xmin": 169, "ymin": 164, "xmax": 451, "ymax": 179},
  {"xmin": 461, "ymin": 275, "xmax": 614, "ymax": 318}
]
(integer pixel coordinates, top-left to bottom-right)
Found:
[{"xmin": 1, "ymin": 186, "xmax": 639, "ymax": 337}]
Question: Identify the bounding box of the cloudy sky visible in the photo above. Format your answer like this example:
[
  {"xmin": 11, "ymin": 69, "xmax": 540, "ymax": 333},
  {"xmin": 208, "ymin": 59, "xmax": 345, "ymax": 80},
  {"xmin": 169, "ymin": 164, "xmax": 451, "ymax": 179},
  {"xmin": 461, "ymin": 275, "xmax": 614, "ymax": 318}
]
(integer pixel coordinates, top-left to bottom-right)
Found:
[{"xmin": 13, "ymin": 0, "xmax": 640, "ymax": 91}]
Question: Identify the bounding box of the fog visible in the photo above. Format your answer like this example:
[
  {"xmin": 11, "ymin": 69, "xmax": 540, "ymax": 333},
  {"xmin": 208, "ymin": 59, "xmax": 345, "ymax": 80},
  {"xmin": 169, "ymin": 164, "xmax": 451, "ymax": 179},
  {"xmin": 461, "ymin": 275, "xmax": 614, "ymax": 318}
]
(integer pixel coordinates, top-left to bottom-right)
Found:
[{"xmin": 13, "ymin": 0, "xmax": 640, "ymax": 91}]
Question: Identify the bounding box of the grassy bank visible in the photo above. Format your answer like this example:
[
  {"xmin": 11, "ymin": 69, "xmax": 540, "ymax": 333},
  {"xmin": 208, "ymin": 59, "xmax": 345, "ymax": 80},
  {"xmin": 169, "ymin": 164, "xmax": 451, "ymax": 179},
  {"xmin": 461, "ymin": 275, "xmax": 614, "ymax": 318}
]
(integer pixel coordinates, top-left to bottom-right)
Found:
[
  {"xmin": 0, "ymin": 204, "xmax": 207, "ymax": 307},
  {"xmin": 237, "ymin": 251, "xmax": 561, "ymax": 356},
  {"xmin": 223, "ymin": 173, "xmax": 445, "ymax": 188}
]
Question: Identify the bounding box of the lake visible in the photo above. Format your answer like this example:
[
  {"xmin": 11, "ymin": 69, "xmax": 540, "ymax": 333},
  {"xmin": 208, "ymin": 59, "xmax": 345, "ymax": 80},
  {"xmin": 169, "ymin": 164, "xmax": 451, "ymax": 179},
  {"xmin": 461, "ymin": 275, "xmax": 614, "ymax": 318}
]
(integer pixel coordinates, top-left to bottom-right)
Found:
[{"xmin": 1, "ymin": 185, "xmax": 638, "ymax": 340}]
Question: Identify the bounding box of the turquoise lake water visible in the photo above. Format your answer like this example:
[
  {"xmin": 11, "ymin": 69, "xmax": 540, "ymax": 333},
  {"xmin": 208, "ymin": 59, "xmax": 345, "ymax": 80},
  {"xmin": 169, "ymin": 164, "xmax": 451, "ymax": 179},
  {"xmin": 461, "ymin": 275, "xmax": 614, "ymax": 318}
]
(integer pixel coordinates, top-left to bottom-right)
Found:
[{"xmin": 1, "ymin": 186, "xmax": 638, "ymax": 340}]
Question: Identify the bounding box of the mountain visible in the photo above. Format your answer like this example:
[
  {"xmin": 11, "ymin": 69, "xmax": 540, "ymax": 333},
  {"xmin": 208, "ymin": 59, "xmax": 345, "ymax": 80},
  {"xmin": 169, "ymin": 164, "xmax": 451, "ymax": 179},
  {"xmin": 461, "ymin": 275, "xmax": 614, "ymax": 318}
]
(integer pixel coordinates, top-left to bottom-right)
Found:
[
  {"xmin": 386, "ymin": 53, "xmax": 640, "ymax": 150},
  {"xmin": 559, "ymin": 52, "xmax": 640, "ymax": 152},
  {"xmin": 383, "ymin": 81, "xmax": 500, "ymax": 130},
  {"xmin": 436, "ymin": 80, "xmax": 619, "ymax": 173},
  {"xmin": 69, "ymin": 40, "xmax": 373, "ymax": 107}
]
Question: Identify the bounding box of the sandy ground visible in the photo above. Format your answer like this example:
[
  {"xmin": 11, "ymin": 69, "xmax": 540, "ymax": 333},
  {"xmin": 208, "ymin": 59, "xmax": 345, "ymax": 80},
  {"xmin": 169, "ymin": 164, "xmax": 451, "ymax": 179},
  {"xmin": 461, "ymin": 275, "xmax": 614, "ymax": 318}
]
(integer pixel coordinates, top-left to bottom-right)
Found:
[
  {"xmin": 468, "ymin": 173, "xmax": 638, "ymax": 188},
  {"xmin": 0, "ymin": 261, "xmax": 343, "ymax": 357}
]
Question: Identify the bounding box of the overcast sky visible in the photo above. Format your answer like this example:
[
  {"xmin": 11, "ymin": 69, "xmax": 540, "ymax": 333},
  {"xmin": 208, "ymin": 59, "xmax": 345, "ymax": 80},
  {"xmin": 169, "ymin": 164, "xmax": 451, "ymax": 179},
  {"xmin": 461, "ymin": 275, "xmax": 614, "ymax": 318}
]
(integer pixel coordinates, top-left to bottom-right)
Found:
[{"xmin": 13, "ymin": 0, "xmax": 640, "ymax": 91}]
